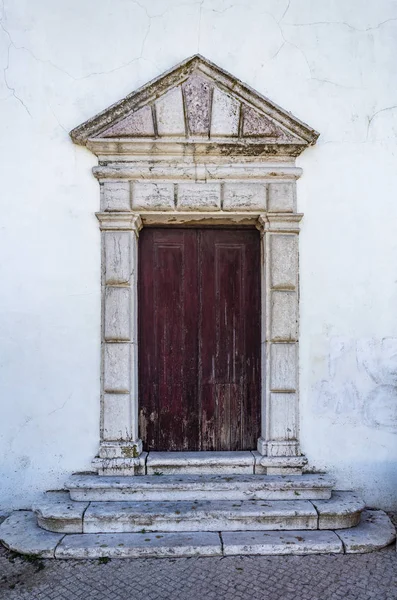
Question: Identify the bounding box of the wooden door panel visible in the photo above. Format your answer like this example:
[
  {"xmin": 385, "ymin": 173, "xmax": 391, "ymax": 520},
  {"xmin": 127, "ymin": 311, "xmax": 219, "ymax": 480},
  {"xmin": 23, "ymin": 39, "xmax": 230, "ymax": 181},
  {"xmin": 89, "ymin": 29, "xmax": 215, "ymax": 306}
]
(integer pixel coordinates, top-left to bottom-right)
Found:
[
  {"xmin": 199, "ymin": 229, "xmax": 261, "ymax": 450},
  {"xmin": 139, "ymin": 228, "xmax": 199, "ymax": 451},
  {"xmin": 139, "ymin": 228, "xmax": 261, "ymax": 451}
]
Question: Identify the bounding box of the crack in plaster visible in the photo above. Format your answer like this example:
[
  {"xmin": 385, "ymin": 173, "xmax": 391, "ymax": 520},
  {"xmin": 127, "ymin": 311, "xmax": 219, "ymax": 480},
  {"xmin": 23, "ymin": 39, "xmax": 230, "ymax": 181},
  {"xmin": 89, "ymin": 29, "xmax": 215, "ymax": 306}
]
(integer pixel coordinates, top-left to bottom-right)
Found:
[
  {"xmin": 366, "ymin": 105, "xmax": 397, "ymax": 139},
  {"xmin": 284, "ymin": 17, "xmax": 397, "ymax": 32},
  {"xmin": 6, "ymin": 396, "xmax": 72, "ymax": 455},
  {"xmin": 262, "ymin": 2, "xmax": 397, "ymax": 90},
  {"xmin": 197, "ymin": 0, "xmax": 204, "ymax": 52},
  {"xmin": 0, "ymin": 18, "xmax": 154, "ymax": 84},
  {"xmin": 0, "ymin": 24, "xmax": 31, "ymax": 116},
  {"xmin": 0, "ymin": 0, "xmax": 167, "ymax": 107},
  {"xmin": 278, "ymin": 0, "xmax": 291, "ymax": 25}
]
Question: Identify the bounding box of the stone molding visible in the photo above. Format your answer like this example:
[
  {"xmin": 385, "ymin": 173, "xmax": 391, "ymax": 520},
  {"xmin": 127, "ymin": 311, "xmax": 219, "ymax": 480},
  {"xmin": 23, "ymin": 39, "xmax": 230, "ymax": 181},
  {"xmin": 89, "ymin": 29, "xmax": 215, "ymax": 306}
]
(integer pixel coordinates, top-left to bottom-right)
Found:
[
  {"xmin": 71, "ymin": 54, "xmax": 319, "ymax": 158},
  {"xmin": 96, "ymin": 212, "xmax": 142, "ymax": 233},
  {"xmin": 70, "ymin": 56, "xmax": 319, "ymax": 472},
  {"xmin": 93, "ymin": 162, "xmax": 302, "ymax": 180}
]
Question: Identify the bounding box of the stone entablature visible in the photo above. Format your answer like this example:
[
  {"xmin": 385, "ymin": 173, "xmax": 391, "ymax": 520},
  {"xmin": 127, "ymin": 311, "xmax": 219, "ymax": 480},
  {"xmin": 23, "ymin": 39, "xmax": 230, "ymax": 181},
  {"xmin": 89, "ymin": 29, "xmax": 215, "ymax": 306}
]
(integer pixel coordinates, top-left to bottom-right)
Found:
[
  {"xmin": 98, "ymin": 180, "xmax": 296, "ymax": 214},
  {"xmin": 71, "ymin": 55, "xmax": 319, "ymax": 474}
]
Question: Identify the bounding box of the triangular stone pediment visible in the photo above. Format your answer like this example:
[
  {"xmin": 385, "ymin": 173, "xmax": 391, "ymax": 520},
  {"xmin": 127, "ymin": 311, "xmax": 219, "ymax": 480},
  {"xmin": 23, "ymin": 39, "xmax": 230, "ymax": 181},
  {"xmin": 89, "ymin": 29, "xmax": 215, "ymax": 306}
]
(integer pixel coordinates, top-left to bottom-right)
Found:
[{"xmin": 71, "ymin": 55, "xmax": 318, "ymax": 155}]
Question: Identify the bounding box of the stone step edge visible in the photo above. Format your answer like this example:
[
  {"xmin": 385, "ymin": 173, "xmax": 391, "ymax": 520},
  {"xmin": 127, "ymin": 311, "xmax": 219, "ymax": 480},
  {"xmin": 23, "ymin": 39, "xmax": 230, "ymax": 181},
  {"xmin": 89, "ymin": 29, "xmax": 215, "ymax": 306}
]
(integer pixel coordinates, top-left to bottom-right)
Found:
[
  {"xmin": 66, "ymin": 473, "xmax": 335, "ymax": 489},
  {"xmin": 66, "ymin": 472, "xmax": 335, "ymax": 490},
  {"xmin": 0, "ymin": 510, "xmax": 395, "ymax": 558},
  {"xmin": 33, "ymin": 491, "xmax": 365, "ymax": 534},
  {"xmin": 66, "ymin": 473, "xmax": 335, "ymax": 501}
]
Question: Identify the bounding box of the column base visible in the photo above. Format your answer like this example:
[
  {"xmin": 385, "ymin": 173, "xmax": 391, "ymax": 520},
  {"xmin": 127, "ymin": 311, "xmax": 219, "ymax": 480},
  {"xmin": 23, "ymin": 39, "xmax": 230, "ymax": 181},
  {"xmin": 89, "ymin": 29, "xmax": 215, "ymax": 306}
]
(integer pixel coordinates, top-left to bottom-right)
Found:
[
  {"xmin": 256, "ymin": 438, "xmax": 305, "ymax": 474},
  {"xmin": 252, "ymin": 451, "xmax": 308, "ymax": 475},
  {"xmin": 92, "ymin": 454, "xmax": 147, "ymax": 476},
  {"xmin": 257, "ymin": 438, "xmax": 301, "ymax": 458},
  {"xmin": 98, "ymin": 440, "xmax": 143, "ymax": 459}
]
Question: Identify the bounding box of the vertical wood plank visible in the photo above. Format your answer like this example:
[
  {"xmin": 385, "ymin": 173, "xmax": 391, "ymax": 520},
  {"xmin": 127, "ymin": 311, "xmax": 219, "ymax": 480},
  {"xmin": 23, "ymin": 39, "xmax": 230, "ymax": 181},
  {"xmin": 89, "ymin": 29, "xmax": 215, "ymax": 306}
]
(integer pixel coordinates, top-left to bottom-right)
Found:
[{"xmin": 139, "ymin": 228, "xmax": 199, "ymax": 451}]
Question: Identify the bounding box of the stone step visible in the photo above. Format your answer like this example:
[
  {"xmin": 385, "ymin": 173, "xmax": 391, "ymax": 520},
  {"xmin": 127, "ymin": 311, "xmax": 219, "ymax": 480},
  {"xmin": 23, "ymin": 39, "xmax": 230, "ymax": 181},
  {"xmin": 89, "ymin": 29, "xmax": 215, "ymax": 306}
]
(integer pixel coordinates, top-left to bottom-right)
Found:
[
  {"xmin": 147, "ymin": 451, "xmax": 255, "ymax": 475},
  {"xmin": 0, "ymin": 510, "xmax": 395, "ymax": 558},
  {"xmin": 83, "ymin": 499, "xmax": 318, "ymax": 534},
  {"xmin": 34, "ymin": 491, "xmax": 364, "ymax": 534},
  {"xmin": 66, "ymin": 473, "xmax": 335, "ymax": 502},
  {"xmin": 92, "ymin": 451, "xmax": 308, "ymax": 476},
  {"xmin": 144, "ymin": 451, "xmax": 307, "ymax": 475},
  {"xmin": 35, "ymin": 494, "xmax": 321, "ymax": 534}
]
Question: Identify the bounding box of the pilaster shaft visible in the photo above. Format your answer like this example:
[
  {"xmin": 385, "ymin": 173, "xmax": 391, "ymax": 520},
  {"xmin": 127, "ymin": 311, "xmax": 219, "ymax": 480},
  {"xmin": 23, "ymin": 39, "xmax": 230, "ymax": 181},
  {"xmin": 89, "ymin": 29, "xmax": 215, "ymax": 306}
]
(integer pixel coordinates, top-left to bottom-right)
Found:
[
  {"xmin": 97, "ymin": 211, "xmax": 143, "ymax": 458},
  {"xmin": 257, "ymin": 213, "xmax": 302, "ymax": 457}
]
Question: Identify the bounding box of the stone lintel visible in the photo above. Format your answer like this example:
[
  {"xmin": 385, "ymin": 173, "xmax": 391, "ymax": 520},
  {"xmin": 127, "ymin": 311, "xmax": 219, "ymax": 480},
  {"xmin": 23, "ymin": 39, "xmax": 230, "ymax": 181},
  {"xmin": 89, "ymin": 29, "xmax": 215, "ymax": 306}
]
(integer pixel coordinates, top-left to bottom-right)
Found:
[
  {"xmin": 87, "ymin": 139, "xmax": 308, "ymax": 159},
  {"xmin": 93, "ymin": 162, "xmax": 302, "ymax": 181}
]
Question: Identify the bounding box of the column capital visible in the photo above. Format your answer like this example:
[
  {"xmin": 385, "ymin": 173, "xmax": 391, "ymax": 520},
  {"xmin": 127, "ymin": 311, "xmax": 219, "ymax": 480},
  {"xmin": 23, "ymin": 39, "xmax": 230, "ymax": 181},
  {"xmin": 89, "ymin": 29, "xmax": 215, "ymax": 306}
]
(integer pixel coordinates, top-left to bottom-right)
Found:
[
  {"xmin": 96, "ymin": 212, "xmax": 143, "ymax": 235},
  {"xmin": 256, "ymin": 213, "xmax": 303, "ymax": 235}
]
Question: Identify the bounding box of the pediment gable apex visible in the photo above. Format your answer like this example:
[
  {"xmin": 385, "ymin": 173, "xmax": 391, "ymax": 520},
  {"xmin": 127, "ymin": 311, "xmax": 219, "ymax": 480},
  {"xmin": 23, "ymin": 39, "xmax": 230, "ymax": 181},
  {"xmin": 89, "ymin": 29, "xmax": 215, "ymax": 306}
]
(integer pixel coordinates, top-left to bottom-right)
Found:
[{"xmin": 71, "ymin": 55, "xmax": 319, "ymax": 156}]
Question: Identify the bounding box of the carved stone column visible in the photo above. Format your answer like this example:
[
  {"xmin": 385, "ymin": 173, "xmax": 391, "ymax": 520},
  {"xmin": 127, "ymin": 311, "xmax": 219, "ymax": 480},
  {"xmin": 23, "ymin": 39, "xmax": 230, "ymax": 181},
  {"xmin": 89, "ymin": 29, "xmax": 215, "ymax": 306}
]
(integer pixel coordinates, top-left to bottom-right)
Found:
[
  {"xmin": 257, "ymin": 212, "xmax": 302, "ymax": 458},
  {"xmin": 94, "ymin": 206, "xmax": 146, "ymax": 474}
]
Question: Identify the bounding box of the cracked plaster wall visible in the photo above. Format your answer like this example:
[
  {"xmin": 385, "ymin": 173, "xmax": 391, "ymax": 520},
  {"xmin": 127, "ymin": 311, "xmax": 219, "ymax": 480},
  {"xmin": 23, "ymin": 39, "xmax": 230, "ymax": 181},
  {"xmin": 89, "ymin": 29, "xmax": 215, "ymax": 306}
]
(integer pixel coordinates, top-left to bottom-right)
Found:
[{"xmin": 0, "ymin": 0, "xmax": 396, "ymax": 510}]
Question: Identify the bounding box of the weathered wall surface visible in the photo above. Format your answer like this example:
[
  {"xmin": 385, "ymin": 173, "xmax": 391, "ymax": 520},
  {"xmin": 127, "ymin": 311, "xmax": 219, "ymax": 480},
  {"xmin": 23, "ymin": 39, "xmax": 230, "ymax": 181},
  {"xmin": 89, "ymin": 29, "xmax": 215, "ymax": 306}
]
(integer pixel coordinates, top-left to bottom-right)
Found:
[{"xmin": 0, "ymin": 0, "xmax": 396, "ymax": 509}]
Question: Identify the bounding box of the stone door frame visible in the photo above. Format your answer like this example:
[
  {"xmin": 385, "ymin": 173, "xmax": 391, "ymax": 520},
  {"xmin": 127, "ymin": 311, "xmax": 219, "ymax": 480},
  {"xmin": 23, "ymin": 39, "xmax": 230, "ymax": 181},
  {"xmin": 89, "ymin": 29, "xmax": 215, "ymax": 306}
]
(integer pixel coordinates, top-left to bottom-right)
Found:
[
  {"xmin": 96, "ymin": 184, "xmax": 302, "ymax": 467},
  {"xmin": 70, "ymin": 55, "xmax": 318, "ymax": 474}
]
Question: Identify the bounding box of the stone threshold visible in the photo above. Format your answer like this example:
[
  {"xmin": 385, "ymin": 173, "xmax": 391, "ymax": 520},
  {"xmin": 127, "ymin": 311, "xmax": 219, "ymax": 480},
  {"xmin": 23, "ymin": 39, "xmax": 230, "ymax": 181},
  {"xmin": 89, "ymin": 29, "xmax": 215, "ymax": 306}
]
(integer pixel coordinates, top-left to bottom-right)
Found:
[
  {"xmin": 93, "ymin": 450, "xmax": 308, "ymax": 476},
  {"xmin": 0, "ymin": 510, "xmax": 395, "ymax": 559}
]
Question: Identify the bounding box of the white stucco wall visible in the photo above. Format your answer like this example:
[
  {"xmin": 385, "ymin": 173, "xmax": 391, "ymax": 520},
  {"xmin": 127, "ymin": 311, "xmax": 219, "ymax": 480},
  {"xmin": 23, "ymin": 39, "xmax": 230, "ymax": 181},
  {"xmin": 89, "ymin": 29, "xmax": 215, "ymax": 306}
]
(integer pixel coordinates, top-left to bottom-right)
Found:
[{"xmin": 0, "ymin": 0, "xmax": 396, "ymax": 510}]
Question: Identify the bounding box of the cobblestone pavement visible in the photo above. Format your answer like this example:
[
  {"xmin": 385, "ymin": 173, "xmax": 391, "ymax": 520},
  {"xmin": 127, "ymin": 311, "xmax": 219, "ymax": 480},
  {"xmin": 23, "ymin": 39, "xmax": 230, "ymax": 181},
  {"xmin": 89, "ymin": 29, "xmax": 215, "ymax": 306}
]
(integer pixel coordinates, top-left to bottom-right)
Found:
[{"xmin": 0, "ymin": 541, "xmax": 396, "ymax": 600}]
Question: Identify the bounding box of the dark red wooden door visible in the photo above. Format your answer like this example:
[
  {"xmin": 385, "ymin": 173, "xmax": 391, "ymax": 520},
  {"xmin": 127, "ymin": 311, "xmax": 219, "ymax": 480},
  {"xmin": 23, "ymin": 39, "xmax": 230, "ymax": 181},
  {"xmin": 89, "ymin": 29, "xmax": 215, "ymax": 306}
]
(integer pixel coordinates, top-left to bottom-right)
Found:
[{"xmin": 138, "ymin": 228, "xmax": 261, "ymax": 451}]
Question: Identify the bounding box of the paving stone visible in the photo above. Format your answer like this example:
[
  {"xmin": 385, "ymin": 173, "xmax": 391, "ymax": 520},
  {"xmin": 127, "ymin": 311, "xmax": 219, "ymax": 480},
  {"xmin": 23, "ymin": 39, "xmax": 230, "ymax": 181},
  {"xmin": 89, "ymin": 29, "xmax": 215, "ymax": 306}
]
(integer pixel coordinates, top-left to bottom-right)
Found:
[
  {"xmin": 33, "ymin": 492, "xmax": 89, "ymax": 533},
  {"xmin": 312, "ymin": 491, "xmax": 365, "ymax": 529},
  {"xmin": 83, "ymin": 499, "xmax": 317, "ymax": 533},
  {"xmin": 67, "ymin": 473, "xmax": 334, "ymax": 502},
  {"xmin": 0, "ymin": 511, "xmax": 64, "ymax": 558},
  {"xmin": 1, "ymin": 542, "xmax": 397, "ymax": 600},
  {"xmin": 336, "ymin": 510, "xmax": 396, "ymax": 553},
  {"xmin": 55, "ymin": 532, "xmax": 222, "ymax": 559},
  {"xmin": 222, "ymin": 529, "xmax": 343, "ymax": 556}
]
